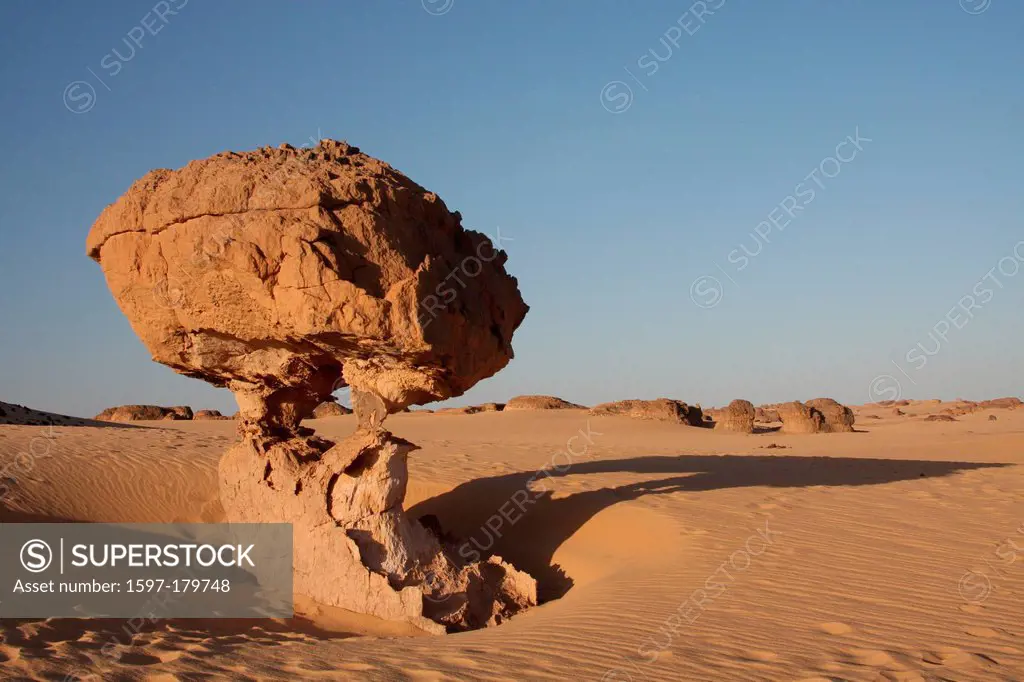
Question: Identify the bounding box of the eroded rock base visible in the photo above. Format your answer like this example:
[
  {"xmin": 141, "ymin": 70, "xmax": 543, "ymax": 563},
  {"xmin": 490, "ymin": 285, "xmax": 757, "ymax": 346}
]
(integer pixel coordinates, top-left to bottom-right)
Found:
[{"xmin": 218, "ymin": 422, "xmax": 536, "ymax": 633}]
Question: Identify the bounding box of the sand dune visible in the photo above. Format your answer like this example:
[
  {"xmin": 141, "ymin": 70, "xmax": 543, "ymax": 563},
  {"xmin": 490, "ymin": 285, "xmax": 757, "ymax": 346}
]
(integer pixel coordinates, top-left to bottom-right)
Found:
[{"xmin": 1, "ymin": 401, "xmax": 1022, "ymax": 680}]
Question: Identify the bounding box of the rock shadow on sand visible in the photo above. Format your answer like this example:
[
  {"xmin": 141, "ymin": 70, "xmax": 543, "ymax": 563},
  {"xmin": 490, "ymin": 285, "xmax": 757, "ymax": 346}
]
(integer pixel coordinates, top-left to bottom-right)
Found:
[{"xmin": 409, "ymin": 454, "xmax": 1009, "ymax": 602}]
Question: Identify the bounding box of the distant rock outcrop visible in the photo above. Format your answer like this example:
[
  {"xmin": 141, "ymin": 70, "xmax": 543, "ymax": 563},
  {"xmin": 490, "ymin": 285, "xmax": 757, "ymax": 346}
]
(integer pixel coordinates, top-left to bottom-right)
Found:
[
  {"xmin": 311, "ymin": 401, "xmax": 353, "ymax": 418},
  {"xmin": 95, "ymin": 405, "xmax": 193, "ymax": 422},
  {"xmin": 504, "ymin": 395, "xmax": 585, "ymax": 411},
  {"xmin": 435, "ymin": 406, "xmax": 480, "ymax": 415},
  {"xmin": 806, "ymin": 398, "xmax": 855, "ymax": 433},
  {"xmin": 977, "ymin": 397, "xmax": 1022, "ymax": 410},
  {"xmin": 925, "ymin": 414, "xmax": 957, "ymax": 422},
  {"xmin": 194, "ymin": 409, "xmax": 232, "ymax": 420},
  {"xmin": 589, "ymin": 399, "xmax": 705, "ymax": 426},
  {"xmin": 434, "ymin": 402, "xmax": 505, "ymax": 415},
  {"xmin": 754, "ymin": 407, "xmax": 781, "ymax": 423},
  {"xmin": 714, "ymin": 399, "xmax": 755, "ymax": 433},
  {"xmin": 778, "ymin": 401, "xmax": 826, "ymax": 434}
]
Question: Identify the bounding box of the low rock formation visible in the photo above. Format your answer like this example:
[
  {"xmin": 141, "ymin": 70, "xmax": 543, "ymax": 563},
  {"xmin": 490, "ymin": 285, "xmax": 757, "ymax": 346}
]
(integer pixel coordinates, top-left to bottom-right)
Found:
[
  {"xmin": 806, "ymin": 398, "xmax": 855, "ymax": 433},
  {"xmin": 435, "ymin": 406, "xmax": 481, "ymax": 415},
  {"xmin": 434, "ymin": 402, "xmax": 502, "ymax": 414},
  {"xmin": 95, "ymin": 405, "xmax": 193, "ymax": 421},
  {"xmin": 88, "ymin": 140, "xmax": 535, "ymax": 632},
  {"xmin": 925, "ymin": 414, "xmax": 957, "ymax": 422},
  {"xmin": 989, "ymin": 415, "xmax": 998, "ymax": 421},
  {"xmin": 194, "ymin": 409, "xmax": 232, "ymax": 420},
  {"xmin": 891, "ymin": 408, "xmax": 905, "ymax": 416},
  {"xmin": 589, "ymin": 399, "xmax": 705, "ymax": 426},
  {"xmin": 504, "ymin": 395, "xmax": 584, "ymax": 410},
  {"xmin": 714, "ymin": 399, "xmax": 755, "ymax": 433},
  {"xmin": 978, "ymin": 397, "xmax": 1022, "ymax": 410},
  {"xmin": 778, "ymin": 401, "xmax": 825, "ymax": 434},
  {"xmin": 311, "ymin": 401, "xmax": 353, "ymax": 418},
  {"xmin": 755, "ymin": 407, "xmax": 781, "ymax": 423}
]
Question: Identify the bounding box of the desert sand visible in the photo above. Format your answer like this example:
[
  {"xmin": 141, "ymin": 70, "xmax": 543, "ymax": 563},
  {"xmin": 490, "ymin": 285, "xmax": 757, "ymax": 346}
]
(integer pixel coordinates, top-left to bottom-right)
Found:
[{"xmin": 2, "ymin": 400, "xmax": 1022, "ymax": 680}]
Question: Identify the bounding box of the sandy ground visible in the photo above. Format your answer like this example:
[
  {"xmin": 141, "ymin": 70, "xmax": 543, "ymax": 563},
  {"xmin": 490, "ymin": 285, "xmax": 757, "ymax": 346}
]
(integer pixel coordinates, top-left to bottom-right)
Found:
[{"xmin": 1, "ymin": 402, "xmax": 1022, "ymax": 681}]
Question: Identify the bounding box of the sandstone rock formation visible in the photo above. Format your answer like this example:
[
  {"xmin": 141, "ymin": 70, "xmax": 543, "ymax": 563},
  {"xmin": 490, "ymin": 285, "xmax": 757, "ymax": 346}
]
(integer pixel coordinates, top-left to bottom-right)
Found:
[
  {"xmin": 194, "ymin": 409, "xmax": 231, "ymax": 420},
  {"xmin": 433, "ymin": 402, "xmax": 503, "ymax": 414},
  {"xmin": 891, "ymin": 408, "xmax": 905, "ymax": 416},
  {"xmin": 714, "ymin": 399, "xmax": 755, "ymax": 433},
  {"xmin": 88, "ymin": 140, "xmax": 535, "ymax": 632},
  {"xmin": 925, "ymin": 414, "xmax": 957, "ymax": 422},
  {"xmin": 434, "ymin": 406, "xmax": 481, "ymax": 415},
  {"xmin": 504, "ymin": 395, "xmax": 584, "ymax": 410},
  {"xmin": 978, "ymin": 397, "xmax": 1022, "ymax": 410},
  {"xmin": 95, "ymin": 405, "xmax": 193, "ymax": 421},
  {"xmin": 311, "ymin": 401, "xmax": 353, "ymax": 418},
  {"xmin": 754, "ymin": 407, "xmax": 781, "ymax": 423},
  {"xmin": 778, "ymin": 401, "xmax": 825, "ymax": 434},
  {"xmin": 806, "ymin": 398, "xmax": 855, "ymax": 433},
  {"xmin": 589, "ymin": 399, "xmax": 705, "ymax": 426}
]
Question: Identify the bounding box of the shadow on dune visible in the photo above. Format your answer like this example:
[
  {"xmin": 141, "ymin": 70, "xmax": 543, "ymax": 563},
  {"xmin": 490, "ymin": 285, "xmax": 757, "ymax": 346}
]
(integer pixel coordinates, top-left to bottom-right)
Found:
[{"xmin": 409, "ymin": 454, "xmax": 1011, "ymax": 601}]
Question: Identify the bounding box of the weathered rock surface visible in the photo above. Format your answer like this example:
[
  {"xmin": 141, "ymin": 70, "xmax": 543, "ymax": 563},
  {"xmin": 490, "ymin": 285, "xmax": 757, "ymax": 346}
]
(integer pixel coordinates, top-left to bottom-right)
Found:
[
  {"xmin": 194, "ymin": 409, "xmax": 231, "ymax": 420},
  {"xmin": 88, "ymin": 140, "xmax": 535, "ymax": 633},
  {"xmin": 434, "ymin": 406, "xmax": 481, "ymax": 415},
  {"xmin": 925, "ymin": 414, "xmax": 957, "ymax": 422},
  {"xmin": 978, "ymin": 397, "xmax": 1022, "ymax": 410},
  {"xmin": 589, "ymin": 399, "xmax": 705, "ymax": 426},
  {"xmin": 806, "ymin": 398, "xmax": 855, "ymax": 433},
  {"xmin": 311, "ymin": 401, "xmax": 353, "ymax": 418},
  {"xmin": 714, "ymin": 399, "xmax": 755, "ymax": 433},
  {"xmin": 87, "ymin": 139, "xmax": 528, "ymax": 418},
  {"xmin": 95, "ymin": 405, "xmax": 193, "ymax": 421},
  {"xmin": 778, "ymin": 402, "xmax": 826, "ymax": 434},
  {"xmin": 754, "ymin": 407, "xmax": 781, "ymax": 423},
  {"xmin": 435, "ymin": 402, "xmax": 505, "ymax": 415},
  {"xmin": 504, "ymin": 395, "xmax": 584, "ymax": 411}
]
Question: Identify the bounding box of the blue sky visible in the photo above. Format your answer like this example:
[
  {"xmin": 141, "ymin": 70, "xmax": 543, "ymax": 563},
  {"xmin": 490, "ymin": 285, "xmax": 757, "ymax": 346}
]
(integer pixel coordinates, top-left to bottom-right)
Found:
[{"xmin": 1, "ymin": 0, "xmax": 1021, "ymax": 417}]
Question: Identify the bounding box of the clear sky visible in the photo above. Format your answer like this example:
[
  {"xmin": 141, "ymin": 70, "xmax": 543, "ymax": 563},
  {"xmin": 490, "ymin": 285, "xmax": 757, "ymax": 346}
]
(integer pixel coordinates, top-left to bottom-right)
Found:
[{"xmin": 1, "ymin": 0, "xmax": 1022, "ymax": 418}]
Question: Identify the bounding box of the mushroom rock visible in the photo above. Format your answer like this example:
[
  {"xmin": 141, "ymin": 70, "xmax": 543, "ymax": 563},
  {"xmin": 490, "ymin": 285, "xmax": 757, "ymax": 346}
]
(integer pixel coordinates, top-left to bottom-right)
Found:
[
  {"xmin": 714, "ymin": 399, "xmax": 755, "ymax": 433},
  {"xmin": 87, "ymin": 140, "xmax": 535, "ymax": 632}
]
